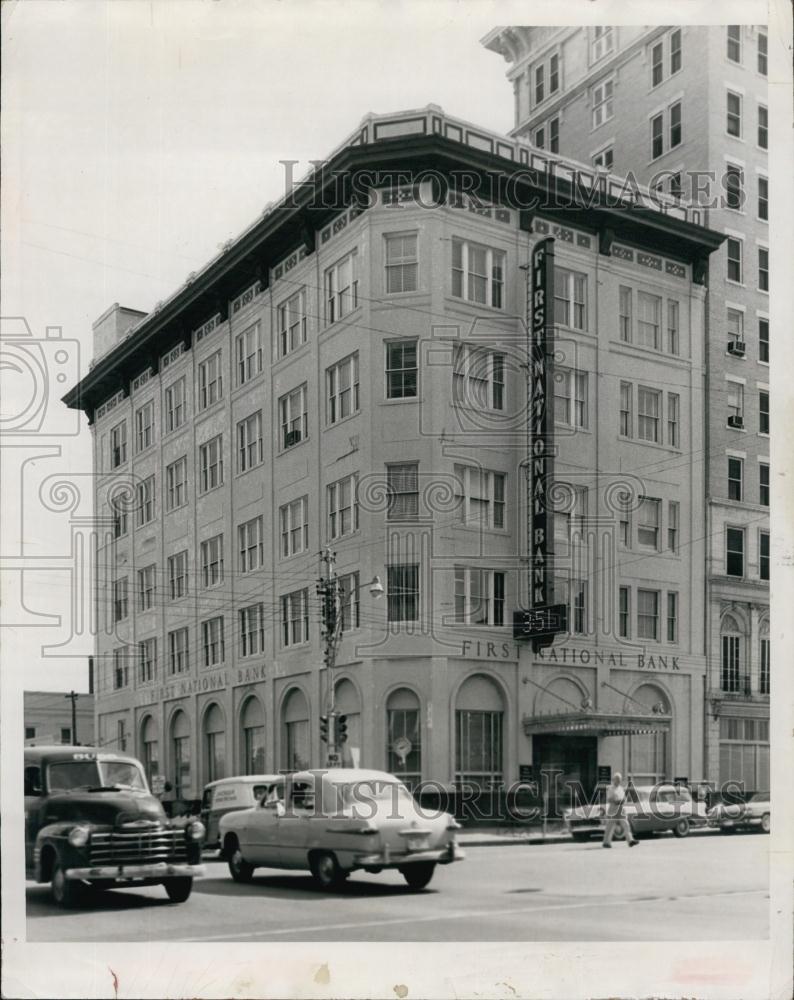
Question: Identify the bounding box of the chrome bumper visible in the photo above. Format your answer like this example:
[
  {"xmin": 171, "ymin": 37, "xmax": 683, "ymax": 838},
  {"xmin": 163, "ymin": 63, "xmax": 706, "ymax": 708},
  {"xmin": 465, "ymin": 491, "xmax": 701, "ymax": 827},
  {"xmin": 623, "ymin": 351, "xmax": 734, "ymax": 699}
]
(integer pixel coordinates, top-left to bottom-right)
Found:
[
  {"xmin": 355, "ymin": 843, "xmax": 465, "ymax": 867},
  {"xmin": 67, "ymin": 862, "xmax": 204, "ymax": 881}
]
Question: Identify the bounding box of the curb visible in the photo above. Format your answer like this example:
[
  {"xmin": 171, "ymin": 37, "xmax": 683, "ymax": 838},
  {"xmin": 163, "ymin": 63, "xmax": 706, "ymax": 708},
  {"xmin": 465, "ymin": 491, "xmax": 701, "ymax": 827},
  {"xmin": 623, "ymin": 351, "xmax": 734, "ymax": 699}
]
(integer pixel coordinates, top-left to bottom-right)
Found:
[{"xmin": 459, "ymin": 827, "xmax": 724, "ymax": 847}]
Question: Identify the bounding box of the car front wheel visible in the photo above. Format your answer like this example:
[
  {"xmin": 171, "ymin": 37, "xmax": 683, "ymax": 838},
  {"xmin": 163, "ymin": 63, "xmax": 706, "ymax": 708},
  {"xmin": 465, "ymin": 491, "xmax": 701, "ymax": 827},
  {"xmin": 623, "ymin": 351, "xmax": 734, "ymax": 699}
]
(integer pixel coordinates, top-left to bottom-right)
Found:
[
  {"xmin": 310, "ymin": 851, "xmax": 348, "ymax": 891},
  {"xmin": 400, "ymin": 862, "xmax": 436, "ymax": 890},
  {"xmin": 51, "ymin": 861, "xmax": 82, "ymax": 908},
  {"xmin": 228, "ymin": 845, "xmax": 255, "ymax": 884},
  {"xmin": 673, "ymin": 818, "xmax": 690, "ymax": 838},
  {"xmin": 164, "ymin": 877, "xmax": 193, "ymax": 903},
  {"xmin": 760, "ymin": 813, "xmax": 770, "ymax": 833}
]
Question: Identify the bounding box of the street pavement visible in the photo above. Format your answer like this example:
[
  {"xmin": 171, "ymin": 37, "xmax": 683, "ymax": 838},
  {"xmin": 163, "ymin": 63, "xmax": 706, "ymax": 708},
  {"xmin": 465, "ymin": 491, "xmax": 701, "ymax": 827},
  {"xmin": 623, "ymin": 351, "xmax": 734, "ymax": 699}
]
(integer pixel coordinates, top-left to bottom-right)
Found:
[{"xmin": 26, "ymin": 831, "xmax": 768, "ymax": 942}]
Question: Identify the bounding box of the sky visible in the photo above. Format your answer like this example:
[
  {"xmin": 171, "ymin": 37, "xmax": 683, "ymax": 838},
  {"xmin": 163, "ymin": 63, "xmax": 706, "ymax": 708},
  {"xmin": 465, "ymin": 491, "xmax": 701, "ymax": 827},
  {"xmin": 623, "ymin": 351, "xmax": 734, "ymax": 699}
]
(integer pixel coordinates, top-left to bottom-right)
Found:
[{"xmin": 1, "ymin": 0, "xmax": 516, "ymax": 693}]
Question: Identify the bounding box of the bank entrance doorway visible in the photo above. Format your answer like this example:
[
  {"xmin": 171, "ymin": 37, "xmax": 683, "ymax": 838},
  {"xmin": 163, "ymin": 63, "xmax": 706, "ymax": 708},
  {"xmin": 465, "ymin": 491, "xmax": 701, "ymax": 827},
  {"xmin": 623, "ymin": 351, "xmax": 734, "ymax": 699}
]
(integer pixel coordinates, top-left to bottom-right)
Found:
[{"xmin": 532, "ymin": 734, "xmax": 597, "ymax": 818}]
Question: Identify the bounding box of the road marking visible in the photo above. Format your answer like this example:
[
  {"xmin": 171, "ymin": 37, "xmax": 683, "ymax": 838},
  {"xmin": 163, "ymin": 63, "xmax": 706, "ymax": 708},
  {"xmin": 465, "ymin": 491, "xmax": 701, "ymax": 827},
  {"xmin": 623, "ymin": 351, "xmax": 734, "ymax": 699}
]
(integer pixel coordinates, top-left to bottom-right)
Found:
[{"xmin": 185, "ymin": 888, "xmax": 766, "ymax": 941}]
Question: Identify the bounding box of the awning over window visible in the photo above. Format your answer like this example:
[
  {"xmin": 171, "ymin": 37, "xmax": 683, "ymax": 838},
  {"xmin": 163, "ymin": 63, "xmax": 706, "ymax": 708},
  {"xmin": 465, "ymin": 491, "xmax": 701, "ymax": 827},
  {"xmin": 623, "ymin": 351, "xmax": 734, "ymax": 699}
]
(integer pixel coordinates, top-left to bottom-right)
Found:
[{"xmin": 522, "ymin": 710, "xmax": 671, "ymax": 737}]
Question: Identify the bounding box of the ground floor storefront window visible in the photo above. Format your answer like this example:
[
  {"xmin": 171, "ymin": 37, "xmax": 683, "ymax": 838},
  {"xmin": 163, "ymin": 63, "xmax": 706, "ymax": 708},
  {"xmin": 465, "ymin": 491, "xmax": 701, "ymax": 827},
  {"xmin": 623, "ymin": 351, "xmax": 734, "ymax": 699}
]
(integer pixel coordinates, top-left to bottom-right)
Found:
[
  {"xmin": 387, "ymin": 688, "xmax": 421, "ymax": 789},
  {"xmin": 455, "ymin": 710, "xmax": 503, "ymax": 788},
  {"xmin": 627, "ymin": 731, "xmax": 668, "ymax": 785},
  {"xmin": 719, "ymin": 716, "xmax": 769, "ymax": 789}
]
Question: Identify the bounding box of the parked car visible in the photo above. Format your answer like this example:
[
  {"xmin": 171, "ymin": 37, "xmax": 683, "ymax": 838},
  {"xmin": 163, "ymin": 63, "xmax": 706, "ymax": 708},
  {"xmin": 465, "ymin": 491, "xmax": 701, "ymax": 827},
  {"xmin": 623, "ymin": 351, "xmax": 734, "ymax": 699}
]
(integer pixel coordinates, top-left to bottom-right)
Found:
[
  {"xmin": 219, "ymin": 768, "xmax": 465, "ymax": 890},
  {"xmin": 564, "ymin": 783, "xmax": 708, "ymax": 841},
  {"xmin": 707, "ymin": 791, "xmax": 770, "ymax": 833},
  {"xmin": 25, "ymin": 746, "xmax": 205, "ymax": 907},
  {"xmin": 201, "ymin": 775, "xmax": 283, "ymax": 848}
]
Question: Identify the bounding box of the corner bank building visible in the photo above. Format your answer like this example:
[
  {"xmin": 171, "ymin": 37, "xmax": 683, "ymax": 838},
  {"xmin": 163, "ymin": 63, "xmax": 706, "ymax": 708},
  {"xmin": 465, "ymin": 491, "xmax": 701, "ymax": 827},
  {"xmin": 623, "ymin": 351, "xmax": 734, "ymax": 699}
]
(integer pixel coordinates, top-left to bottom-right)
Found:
[{"xmin": 64, "ymin": 106, "xmax": 725, "ymax": 810}]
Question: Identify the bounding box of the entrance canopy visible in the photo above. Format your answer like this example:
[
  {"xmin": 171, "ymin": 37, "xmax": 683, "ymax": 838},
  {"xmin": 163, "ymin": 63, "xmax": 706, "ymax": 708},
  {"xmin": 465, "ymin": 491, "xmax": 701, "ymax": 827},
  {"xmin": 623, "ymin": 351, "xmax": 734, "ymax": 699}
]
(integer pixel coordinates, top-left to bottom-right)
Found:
[{"xmin": 523, "ymin": 710, "xmax": 671, "ymax": 738}]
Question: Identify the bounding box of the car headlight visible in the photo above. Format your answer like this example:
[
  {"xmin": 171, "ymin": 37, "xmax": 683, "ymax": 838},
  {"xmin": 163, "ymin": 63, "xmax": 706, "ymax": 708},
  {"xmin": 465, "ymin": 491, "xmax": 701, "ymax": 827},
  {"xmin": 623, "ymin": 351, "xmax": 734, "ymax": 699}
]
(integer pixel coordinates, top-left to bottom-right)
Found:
[
  {"xmin": 186, "ymin": 819, "xmax": 206, "ymax": 841},
  {"xmin": 68, "ymin": 825, "xmax": 90, "ymax": 848}
]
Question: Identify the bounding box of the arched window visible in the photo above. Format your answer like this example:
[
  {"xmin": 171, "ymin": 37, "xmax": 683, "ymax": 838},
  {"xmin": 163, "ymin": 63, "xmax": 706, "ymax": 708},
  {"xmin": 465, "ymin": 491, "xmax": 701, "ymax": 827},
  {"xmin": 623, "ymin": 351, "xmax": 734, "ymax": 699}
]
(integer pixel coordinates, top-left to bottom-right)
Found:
[
  {"xmin": 386, "ymin": 688, "xmax": 421, "ymax": 789},
  {"xmin": 203, "ymin": 703, "xmax": 226, "ymax": 784},
  {"xmin": 140, "ymin": 715, "xmax": 159, "ymax": 785},
  {"xmin": 455, "ymin": 674, "xmax": 504, "ymax": 789},
  {"xmin": 170, "ymin": 710, "xmax": 190, "ymax": 799},
  {"xmin": 282, "ymin": 688, "xmax": 310, "ymax": 770},
  {"xmin": 241, "ymin": 697, "xmax": 265, "ymax": 774},
  {"xmin": 334, "ymin": 679, "xmax": 361, "ymax": 766},
  {"xmin": 720, "ymin": 613, "xmax": 744, "ymax": 693},
  {"xmin": 627, "ymin": 684, "xmax": 670, "ymax": 785}
]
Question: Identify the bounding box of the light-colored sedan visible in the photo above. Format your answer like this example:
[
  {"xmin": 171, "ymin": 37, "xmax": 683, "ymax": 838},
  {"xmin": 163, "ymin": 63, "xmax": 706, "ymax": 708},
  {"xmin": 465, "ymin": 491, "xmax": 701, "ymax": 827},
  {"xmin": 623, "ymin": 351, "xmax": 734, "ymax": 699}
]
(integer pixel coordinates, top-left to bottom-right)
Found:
[
  {"xmin": 219, "ymin": 768, "xmax": 465, "ymax": 890},
  {"xmin": 707, "ymin": 791, "xmax": 770, "ymax": 833},
  {"xmin": 564, "ymin": 784, "xmax": 708, "ymax": 841}
]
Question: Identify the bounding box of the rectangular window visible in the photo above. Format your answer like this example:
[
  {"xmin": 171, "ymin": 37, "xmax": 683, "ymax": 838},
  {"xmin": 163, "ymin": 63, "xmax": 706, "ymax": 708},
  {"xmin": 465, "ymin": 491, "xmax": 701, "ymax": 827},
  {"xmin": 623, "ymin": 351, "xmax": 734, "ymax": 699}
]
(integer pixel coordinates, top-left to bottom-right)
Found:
[
  {"xmin": 237, "ymin": 411, "xmax": 264, "ymax": 473},
  {"xmin": 759, "ymin": 531, "xmax": 770, "ymax": 581},
  {"xmin": 201, "ymin": 534, "xmax": 224, "ymax": 587},
  {"xmin": 727, "ymin": 25, "xmax": 742, "ymax": 62},
  {"xmin": 113, "ymin": 577, "xmax": 128, "ymax": 622},
  {"xmin": 328, "ymin": 474, "xmax": 359, "ymax": 540},
  {"xmin": 202, "ymin": 616, "xmax": 225, "ymax": 667},
  {"xmin": 281, "ymin": 589, "xmax": 309, "ymax": 647},
  {"xmin": 759, "ymin": 390, "xmax": 769, "ymax": 434},
  {"xmin": 325, "ymin": 250, "xmax": 359, "ymax": 325},
  {"xmin": 165, "ymin": 456, "xmax": 188, "ymax": 512},
  {"xmin": 534, "ymin": 126, "xmax": 545, "ymax": 149},
  {"xmin": 637, "ymin": 292, "xmax": 661, "ymax": 349},
  {"xmin": 666, "ymin": 592, "xmax": 678, "ymax": 643},
  {"xmin": 139, "ymin": 637, "xmax": 157, "ymax": 683},
  {"xmin": 549, "ymin": 116, "xmax": 560, "ymax": 153},
  {"xmin": 554, "ymin": 268, "xmax": 587, "ymax": 330},
  {"xmin": 280, "ymin": 496, "xmax": 309, "ymax": 557},
  {"xmin": 727, "ymin": 307, "xmax": 744, "ymax": 342},
  {"xmin": 534, "ymin": 64, "xmax": 545, "ymax": 105},
  {"xmin": 110, "ymin": 421, "xmax": 127, "ymax": 468},
  {"xmin": 385, "ymin": 233, "xmax": 418, "ymax": 293},
  {"xmin": 618, "ymin": 586, "xmax": 630, "ymax": 638},
  {"xmin": 670, "ymin": 28, "xmax": 682, "ymax": 74},
  {"xmin": 758, "ymin": 176, "xmax": 768, "ymax": 221},
  {"xmin": 165, "ymin": 378, "xmax": 186, "ymax": 433},
  {"xmin": 759, "ymin": 463, "xmax": 769, "ymax": 506},
  {"xmin": 725, "ymin": 164, "xmax": 744, "ymax": 210},
  {"xmin": 760, "ymin": 638, "xmax": 770, "ymax": 695},
  {"xmin": 758, "ymin": 247, "xmax": 769, "ymax": 291},
  {"xmin": 238, "ymin": 516, "xmax": 264, "ymax": 573},
  {"xmin": 339, "ymin": 572, "xmax": 361, "ymax": 631},
  {"xmin": 637, "ymin": 589, "xmax": 660, "ymax": 640},
  {"xmin": 549, "ymin": 53, "xmax": 559, "ymax": 93},
  {"xmin": 572, "ymin": 579, "xmax": 587, "ymax": 635},
  {"xmin": 385, "ymin": 340, "xmax": 418, "ymax": 399},
  {"xmin": 591, "ymin": 26, "xmax": 614, "ymax": 63},
  {"xmin": 387, "ymin": 463, "xmax": 419, "ymax": 520},
  {"xmin": 453, "ymin": 345, "xmax": 505, "ymax": 411},
  {"xmin": 726, "ymin": 527, "xmax": 745, "ymax": 576},
  {"xmin": 456, "ymin": 710, "xmax": 503, "ymax": 788},
  {"xmin": 592, "ymin": 77, "xmax": 614, "ymax": 127},
  {"xmin": 167, "ymin": 550, "xmax": 188, "ymax": 599},
  {"xmin": 758, "ymin": 32, "xmax": 768, "ymax": 75},
  {"xmin": 669, "ymin": 101, "xmax": 682, "ymax": 148},
  {"xmin": 112, "ymin": 499, "xmax": 128, "ymax": 539},
  {"xmin": 235, "ymin": 323, "xmax": 264, "ymax": 386},
  {"xmin": 168, "ymin": 627, "xmax": 189, "ymax": 675},
  {"xmin": 593, "ymin": 147, "xmax": 613, "ymax": 170},
  {"xmin": 721, "ymin": 636, "xmax": 740, "ymax": 693},
  {"xmin": 638, "ymin": 497, "xmax": 660, "ymax": 549},
  {"xmin": 113, "ymin": 649, "xmax": 129, "ymax": 690},
  {"xmin": 619, "ymin": 382, "xmax": 632, "ymax": 437},
  {"xmin": 651, "ymin": 113, "xmax": 664, "ymax": 159},
  {"xmin": 727, "ymin": 381, "xmax": 744, "ymax": 422},
  {"xmin": 135, "ymin": 401, "xmax": 154, "ymax": 454},
  {"xmin": 138, "ymin": 564, "xmax": 155, "ymax": 611},
  {"xmin": 199, "ymin": 434, "xmax": 224, "ymax": 493},
  {"xmin": 651, "ymin": 41, "xmax": 663, "ymax": 86},
  {"xmin": 454, "ymin": 568, "xmax": 505, "ymax": 626},
  {"xmin": 277, "ymin": 289, "xmax": 307, "ymax": 357},
  {"xmin": 667, "ymin": 392, "xmax": 680, "ymax": 448},
  {"xmin": 727, "ymin": 237, "xmax": 742, "ymax": 283},
  {"xmin": 387, "ymin": 564, "xmax": 419, "ymax": 622},
  {"xmin": 619, "ymin": 286, "xmax": 632, "ymax": 342},
  {"xmin": 728, "ymin": 457, "xmax": 743, "ymax": 501},
  {"xmin": 198, "ymin": 350, "xmax": 223, "ymax": 410},
  {"xmin": 451, "ymin": 238, "xmax": 505, "ymax": 309},
  {"xmin": 554, "ymin": 369, "xmax": 588, "ymax": 428},
  {"xmin": 667, "ymin": 300, "xmax": 679, "ymax": 355},
  {"xmin": 136, "ymin": 474, "xmax": 155, "ymax": 527},
  {"xmin": 239, "ymin": 603, "xmax": 266, "ymax": 657},
  {"xmin": 668, "ymin": 500, "xmax": 679, "ymax": 553},
  {"xmin": 637, "ymin": 387, "xmax": 661, "ymax": 443},
  {"xmin": 327, "ymin": 353, "xmax": 360, "ymax": 423},
  {"xmin": 454, "ymin": 465, "xmax": 506, "ymax": 529},
  {"xmin": 727, "ymin": 91, "xmax": 742, "ymax": 137},
  {"xmin": 670, "ymin": 171, "xmax": 683, "ymax": 199},
  {"xmin": 758, "ymin": 104, "xmax": 768, "ymax": 148},
  {"xmin": 759, "ymin": 317, "xmax": 769, "ymax": 363},
  {"xmin": 279, "ymin": 384, "xmax": 308, "ymax": 448}
]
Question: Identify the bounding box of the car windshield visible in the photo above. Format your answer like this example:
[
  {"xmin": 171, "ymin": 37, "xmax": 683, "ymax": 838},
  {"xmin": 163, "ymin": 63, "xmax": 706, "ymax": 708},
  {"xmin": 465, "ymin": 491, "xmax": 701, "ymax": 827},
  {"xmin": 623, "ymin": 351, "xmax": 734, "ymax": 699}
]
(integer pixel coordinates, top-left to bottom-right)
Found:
[{"xmin": 47, "ymin": 758, "xmax": 147, "ymax": 793}]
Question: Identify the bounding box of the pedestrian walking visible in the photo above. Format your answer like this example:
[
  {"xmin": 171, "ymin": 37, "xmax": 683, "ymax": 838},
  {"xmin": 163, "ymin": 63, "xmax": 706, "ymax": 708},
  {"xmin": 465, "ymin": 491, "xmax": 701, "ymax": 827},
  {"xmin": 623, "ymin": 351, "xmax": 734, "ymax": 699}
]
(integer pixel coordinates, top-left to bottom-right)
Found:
[{"xmin": 602, "ymin": 772, "xmax": 639, "ymax": 848}]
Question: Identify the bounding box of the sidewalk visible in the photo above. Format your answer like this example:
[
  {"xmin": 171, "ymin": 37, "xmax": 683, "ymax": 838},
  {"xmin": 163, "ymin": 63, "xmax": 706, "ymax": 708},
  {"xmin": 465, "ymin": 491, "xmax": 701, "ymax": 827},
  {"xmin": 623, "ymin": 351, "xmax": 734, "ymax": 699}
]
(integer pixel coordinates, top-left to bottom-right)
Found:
[{"xmin": 456, "ymin": 824, "xmax": 721, "ymax": 847}]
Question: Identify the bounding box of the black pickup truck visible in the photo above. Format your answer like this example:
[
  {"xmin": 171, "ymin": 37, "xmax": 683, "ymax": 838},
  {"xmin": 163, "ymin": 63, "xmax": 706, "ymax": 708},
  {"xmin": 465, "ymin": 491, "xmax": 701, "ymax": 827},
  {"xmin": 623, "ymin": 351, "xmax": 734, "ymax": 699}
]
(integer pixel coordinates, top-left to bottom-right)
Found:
[{"xmin": 25, "ymin": 746, "xmax": 205, "ymax": 906}]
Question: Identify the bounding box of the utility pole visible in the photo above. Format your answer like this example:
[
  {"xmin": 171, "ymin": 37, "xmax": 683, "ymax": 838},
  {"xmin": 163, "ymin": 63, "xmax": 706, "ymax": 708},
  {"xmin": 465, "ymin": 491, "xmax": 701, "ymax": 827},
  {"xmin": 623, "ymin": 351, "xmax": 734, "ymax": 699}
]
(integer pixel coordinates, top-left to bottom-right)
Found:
[
  {"xmin": 317, "ymin": 548, "xmax": 342, "ymax": 767},
  {"xmin": 64, "ymin": 691, "xmax": 79, "ymax": 745}
]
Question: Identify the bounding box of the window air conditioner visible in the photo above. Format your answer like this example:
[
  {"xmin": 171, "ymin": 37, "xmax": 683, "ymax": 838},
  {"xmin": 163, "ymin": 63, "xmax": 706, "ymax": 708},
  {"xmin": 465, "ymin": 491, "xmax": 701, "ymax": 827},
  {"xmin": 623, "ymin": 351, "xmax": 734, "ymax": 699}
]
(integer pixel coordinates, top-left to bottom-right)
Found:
[
  {"xmin": 284, "ymin": 429, "xmax": 302, "ymax": 448},
  {"xmin": 727, "ymin": 340, "xmax": 746, "ymax": 357},
  {"xmin": 727, "ymin": 414, "xmax": 744, "ymax": 429}
]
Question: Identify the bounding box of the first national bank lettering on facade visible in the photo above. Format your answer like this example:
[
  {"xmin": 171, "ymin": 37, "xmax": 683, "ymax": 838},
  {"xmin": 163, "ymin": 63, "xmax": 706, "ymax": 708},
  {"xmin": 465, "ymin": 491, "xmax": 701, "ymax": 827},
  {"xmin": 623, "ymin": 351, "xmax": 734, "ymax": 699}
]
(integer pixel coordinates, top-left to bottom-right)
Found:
[{"xmin": 530, "ymin": 237, "xmax": 554, "ymax": 608}]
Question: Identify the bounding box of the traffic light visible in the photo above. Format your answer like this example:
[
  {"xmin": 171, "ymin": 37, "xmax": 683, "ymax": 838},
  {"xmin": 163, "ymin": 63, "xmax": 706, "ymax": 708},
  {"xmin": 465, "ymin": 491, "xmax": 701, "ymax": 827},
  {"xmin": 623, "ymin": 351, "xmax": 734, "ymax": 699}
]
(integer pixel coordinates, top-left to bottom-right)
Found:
[
  {"xmin": 320, "ymin": 715, "xmax": 329, "ymax": 743},
  {"xmin": 335, "ymin": 714, "xmax": 348, "ymax": 745}
]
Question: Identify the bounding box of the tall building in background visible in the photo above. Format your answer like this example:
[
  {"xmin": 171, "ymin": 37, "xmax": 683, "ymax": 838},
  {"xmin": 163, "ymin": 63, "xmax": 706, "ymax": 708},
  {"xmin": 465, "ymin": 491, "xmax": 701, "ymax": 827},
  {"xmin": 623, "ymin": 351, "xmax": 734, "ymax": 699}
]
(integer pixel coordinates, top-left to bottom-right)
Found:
[
  {"xmin": 64, "ymin": 105, "xmax": 723, "ymax": 810},
  {"xmin": 483, "ymin": 24, "xmax": 770, "ymax": 790}
]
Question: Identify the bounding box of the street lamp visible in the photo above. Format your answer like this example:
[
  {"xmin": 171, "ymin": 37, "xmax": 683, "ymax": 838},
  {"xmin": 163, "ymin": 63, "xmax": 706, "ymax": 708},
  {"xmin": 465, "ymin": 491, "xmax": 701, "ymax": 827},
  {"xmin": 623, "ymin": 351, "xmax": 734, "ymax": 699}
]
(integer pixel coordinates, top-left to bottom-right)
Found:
[{"xmin": 317, "ymin": 547, "xmax": 383, "ymax": 766}]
